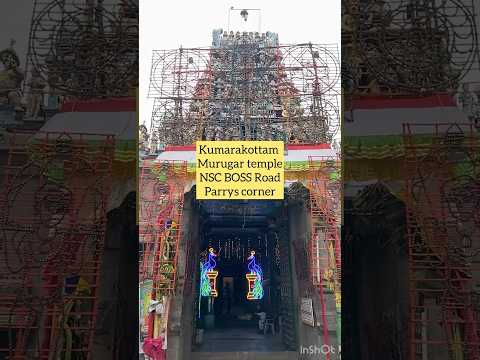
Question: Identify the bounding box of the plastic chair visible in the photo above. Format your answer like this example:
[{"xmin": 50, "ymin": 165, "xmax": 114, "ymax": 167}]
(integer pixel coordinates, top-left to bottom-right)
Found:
[{"xmin": 264, "ymin": 316, "xmax": 275, "ymax": 335}]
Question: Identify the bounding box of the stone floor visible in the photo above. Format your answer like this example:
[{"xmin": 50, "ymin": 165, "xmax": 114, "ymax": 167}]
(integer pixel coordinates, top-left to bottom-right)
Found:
[
  {"xmin": 189, "ymin": 351, "xmax": 298, "ymax": 360},
  {"xmin": 194, "ymin": 327, "xmax": 287, "ymax": 352}
]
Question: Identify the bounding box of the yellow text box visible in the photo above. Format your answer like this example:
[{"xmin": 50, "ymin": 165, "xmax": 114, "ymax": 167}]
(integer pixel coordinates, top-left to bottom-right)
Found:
[{"xmin": 196, "ymin": 141, "xmax": 284, "ymax": 200}]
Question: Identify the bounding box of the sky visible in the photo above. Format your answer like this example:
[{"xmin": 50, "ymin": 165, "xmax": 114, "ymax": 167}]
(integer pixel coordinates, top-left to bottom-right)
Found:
[
  {"xmin": 0, "ymin": 1, "xmax": 33, "ymax": 65},
  {"xmin": 0, "ymin": 0, "xmax": 341, "ymax": 134},
  {"xmin": 1, "ymin": 0, "xmax": 477, "ymax": 121},
  {"xmin": 2, "ymin": 0, "xmax": 341, "ymax": 68},
  {"xmin": 139, "ymin": 0, "xmax": 342, "ymax": 131},
  {"xmin": 139, "ymin": 0, "xmax": 341, "ymax": 49}
]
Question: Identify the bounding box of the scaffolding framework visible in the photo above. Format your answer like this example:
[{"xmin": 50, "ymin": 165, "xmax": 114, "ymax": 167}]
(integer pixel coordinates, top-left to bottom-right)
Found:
[
  {"xmin": 404, "ymin": 122, "xmax": 480, "ymax": 359},
  {"xmin": 342, "ymin": 0, "xmax": 479, "ymax": 95},
  {"xmin": 26, "ymin": 0, "xmax": 138, "ymax": 97},
  {"xmin": 0, "ymin": 131, "xmax": 115, "ymax": 359},
  {"xmin": 142, "ymin": 28, "xmax": 341, "ymax": 355},
  {"xmin": 147, "ymin": 33, "xmax": 340, "ymax": 147},
  {"xmin": 308, "ymin": 155, "xmax": 342, "ymax": 356},
  {"xmin": 139, "ymin": 160, "xmax": 187, "ymax": 341}
]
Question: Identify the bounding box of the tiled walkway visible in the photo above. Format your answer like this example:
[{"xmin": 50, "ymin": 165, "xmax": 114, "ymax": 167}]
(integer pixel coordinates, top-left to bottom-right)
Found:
[
  {"xmin": 194, "ymin": 327, "xmax": 286, "ymax": 352},
  {"xmin": 190, "ymin": 352, "xmax": 297, "ymax": 360}
]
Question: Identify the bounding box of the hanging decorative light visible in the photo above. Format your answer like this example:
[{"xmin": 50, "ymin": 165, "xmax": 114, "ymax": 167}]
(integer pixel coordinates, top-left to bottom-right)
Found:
[
  {"xmin": 200, "ymin": 247, "xmax": 219, "ymax": 297},
  {"xmin": 246, "ymin": 250, "xmax": 263, "ymax": 300}
]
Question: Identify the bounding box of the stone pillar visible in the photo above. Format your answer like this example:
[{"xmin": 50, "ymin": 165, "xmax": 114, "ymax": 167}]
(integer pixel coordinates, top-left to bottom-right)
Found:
[{"xmin": 287, "ymin": 189, "xmax": 340, "ymax": 359}]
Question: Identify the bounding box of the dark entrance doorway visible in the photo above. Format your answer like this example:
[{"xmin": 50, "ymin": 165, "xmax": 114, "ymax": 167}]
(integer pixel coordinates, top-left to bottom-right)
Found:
[{"xmin": 192, "ymin": 200, "xmax": 296, "ymax": 353}]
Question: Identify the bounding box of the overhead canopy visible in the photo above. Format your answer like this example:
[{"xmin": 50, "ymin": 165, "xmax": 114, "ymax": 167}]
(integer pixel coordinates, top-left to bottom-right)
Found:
[
  {"xmin": 37, "ymin": 98, "xmax": 136, "ymax": 162},
  {"xmin": 40, "ymin": 98, "xmax": 136, "ymax": 140},
  {"xmin": 343, "ymin": 94, "xmax": 478, "ymax": 183},
  {"xmin": 35, "ymin": 99, "xmax": 137, "ymax": 210},
  {"xmin": 39, "ymin": 111, "xmax": 136, "ymax": 140},
  {"xmin": 344, "ymin": 94, "xmax": 472, "ymax": 160}
]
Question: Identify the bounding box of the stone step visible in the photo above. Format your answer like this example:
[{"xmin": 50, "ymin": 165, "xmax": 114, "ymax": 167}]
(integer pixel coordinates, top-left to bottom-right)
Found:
[{"xmin": 190, "ymin": 351, "xmax": 298, "ymax": 360}]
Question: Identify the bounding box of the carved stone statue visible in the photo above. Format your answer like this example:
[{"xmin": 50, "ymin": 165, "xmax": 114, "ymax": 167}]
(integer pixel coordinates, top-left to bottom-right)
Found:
[
  {"xmin": 149, "ymin": 131, "xmax": 159, "ymax": 154},
  {"xmin": 26, "ymin": 68, "xmax": 46, "ymax": 119},
  {"xmin": 0, "ymin": 41, "xmax": 24, "ymax": 110},
  {"xmin": 139, "ymin": 124, "xmax": 149, "ymax": 152}
]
